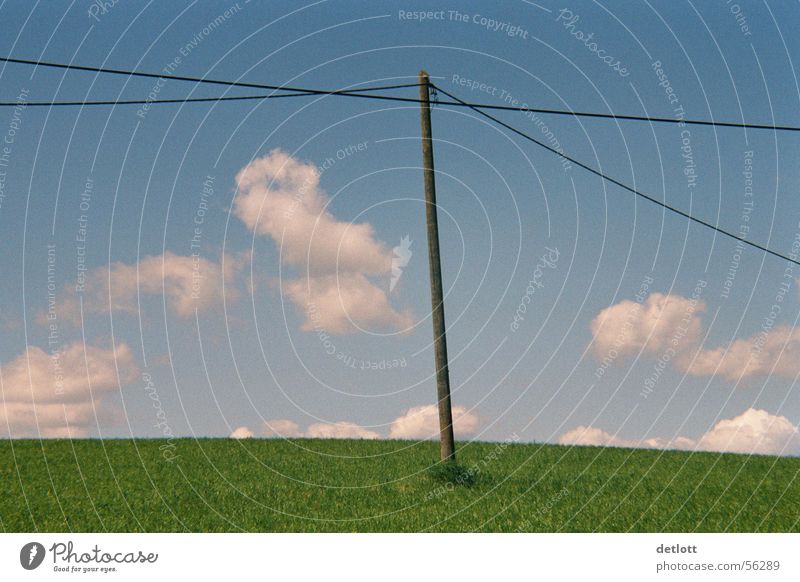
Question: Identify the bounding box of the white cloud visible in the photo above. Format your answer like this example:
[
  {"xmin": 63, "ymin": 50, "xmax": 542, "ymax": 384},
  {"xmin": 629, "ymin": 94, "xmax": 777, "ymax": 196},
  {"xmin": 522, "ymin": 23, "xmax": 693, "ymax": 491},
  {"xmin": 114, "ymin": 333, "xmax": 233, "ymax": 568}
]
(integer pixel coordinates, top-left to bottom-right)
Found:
[
  {"xmin": 305, "ymin": 421, "xmax": 379, "ymax": 439},
  {"xmin": 283, "ymin": 274, "xmax": 412, "ymax": 335},
  {"xmin": 559, "ymin": 408, "xmax": 800, "ymax": 456},
  {"xmin": 233, "ymin": 404, "xmax": 482, "ymax": 441},
  {"xmin": 0, "ymin": 342, "xmax": 138, "ymax": 437},
  {"xmin": 233, "ymin": 149, "xmax": 410, "ymax": 334},
  {"xmin": 686, "ymin": 325, "xmax": 800, "ymax": 381},
  {"xmin": 696, "ymin": 408, "xmax": 800, "ymax": 455},
  {"xmin": 41, "ymin": 251, "xmax": 246, "ymax": 324},
  {"xmin": 230, "ymin": 426, "xmax": 254, "ymax": 439},
  {"xmin": 590, "ymin": 291, "xmax": 800, "ymax": 380},
  {"xmin": 235, "ymin": 418, "xmax": 378, "ymax": 439},
  {"xmin": 558, "ymin": 425, "xmax": 635, "ymax": 448},
  {"xmin": 590, "ymin": 292, "xmax": 704, "ymax": 361},
  {"xmin": 388, "ymin": 404, "xmax": 481, "ymax": 440},
  {"xmin": 263, "ymin": 419, "xmax": 302, "ymax": 438}
]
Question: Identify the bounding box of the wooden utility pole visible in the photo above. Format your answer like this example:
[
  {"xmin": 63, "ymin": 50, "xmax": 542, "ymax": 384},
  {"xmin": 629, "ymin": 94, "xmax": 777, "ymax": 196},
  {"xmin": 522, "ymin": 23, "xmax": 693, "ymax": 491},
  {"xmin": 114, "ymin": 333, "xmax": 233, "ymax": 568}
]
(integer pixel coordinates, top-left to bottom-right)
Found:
[{"xmin": 418, "ymin": 70, "xmax": 456, "ymax": 461}]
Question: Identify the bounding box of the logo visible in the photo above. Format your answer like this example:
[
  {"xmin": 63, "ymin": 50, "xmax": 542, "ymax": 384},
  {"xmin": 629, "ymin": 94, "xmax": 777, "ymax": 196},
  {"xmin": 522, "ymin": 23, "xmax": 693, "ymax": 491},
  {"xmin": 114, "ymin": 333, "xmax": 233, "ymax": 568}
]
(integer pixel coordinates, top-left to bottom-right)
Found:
[
  {"xmin": 390, "ymin": 235, "xmax": 412, "ymax": 291},
  {"xmin": 20, "ymin": 542, "xmax": 45, "ymax": 570}
]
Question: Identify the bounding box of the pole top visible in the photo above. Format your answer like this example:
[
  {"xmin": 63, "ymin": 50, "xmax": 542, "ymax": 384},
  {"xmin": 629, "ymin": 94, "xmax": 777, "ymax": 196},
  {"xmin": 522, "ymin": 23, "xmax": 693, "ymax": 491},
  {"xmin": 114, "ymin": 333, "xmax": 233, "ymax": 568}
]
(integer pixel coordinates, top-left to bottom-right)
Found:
[{"xmin": 419, "ymin": 69, "xmax": 429, "ymax": 83}]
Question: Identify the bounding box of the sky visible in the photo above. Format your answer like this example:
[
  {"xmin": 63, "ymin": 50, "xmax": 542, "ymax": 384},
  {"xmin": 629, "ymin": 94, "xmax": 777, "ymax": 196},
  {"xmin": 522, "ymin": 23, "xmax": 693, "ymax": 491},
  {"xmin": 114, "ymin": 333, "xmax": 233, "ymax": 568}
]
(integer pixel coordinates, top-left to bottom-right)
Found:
[{"xmin": 1, "ymin": 0, "xmax": 800, "ymax": 456}]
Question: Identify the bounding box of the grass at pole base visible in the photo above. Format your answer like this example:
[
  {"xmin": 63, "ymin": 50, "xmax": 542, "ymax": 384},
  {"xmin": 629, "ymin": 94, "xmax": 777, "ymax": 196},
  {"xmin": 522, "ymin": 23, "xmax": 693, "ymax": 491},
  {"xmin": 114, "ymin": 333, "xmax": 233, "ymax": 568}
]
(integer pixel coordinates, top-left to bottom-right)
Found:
[{"xmin": 427, "ymin": 461, "xmax": 478, "ymax": 487}]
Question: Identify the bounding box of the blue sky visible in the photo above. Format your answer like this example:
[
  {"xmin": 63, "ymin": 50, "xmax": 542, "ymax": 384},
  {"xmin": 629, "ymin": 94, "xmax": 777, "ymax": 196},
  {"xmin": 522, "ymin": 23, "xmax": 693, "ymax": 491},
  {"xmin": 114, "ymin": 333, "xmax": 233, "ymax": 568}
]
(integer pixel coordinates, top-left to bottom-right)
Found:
[{"xmin": 1, "ymin": 1, "xmax": 800, "ymax": 454}]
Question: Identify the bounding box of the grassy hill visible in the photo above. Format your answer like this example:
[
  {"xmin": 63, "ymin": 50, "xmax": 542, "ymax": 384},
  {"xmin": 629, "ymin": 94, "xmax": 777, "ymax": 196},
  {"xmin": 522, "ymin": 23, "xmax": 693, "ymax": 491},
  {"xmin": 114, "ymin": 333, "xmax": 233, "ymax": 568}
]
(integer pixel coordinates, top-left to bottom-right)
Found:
[{"xmin": 1, "ymin": 438, "xmax": 797, "ymax": 532}]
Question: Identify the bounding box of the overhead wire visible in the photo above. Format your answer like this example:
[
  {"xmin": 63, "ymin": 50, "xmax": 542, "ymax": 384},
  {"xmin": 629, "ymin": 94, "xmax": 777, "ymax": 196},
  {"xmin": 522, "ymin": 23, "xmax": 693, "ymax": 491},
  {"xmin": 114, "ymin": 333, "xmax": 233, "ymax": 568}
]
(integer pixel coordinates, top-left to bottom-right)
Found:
[
  {"xmin": 432, "ymin": 83, "xmax": 800, "ymax": 268},
  {"xmin": 2, "ymin": 56, "xmax": 799, "ymax": 131},
  {"xmin": 2, "ymin": 55, "xmax": 798, "ymax": 266}
]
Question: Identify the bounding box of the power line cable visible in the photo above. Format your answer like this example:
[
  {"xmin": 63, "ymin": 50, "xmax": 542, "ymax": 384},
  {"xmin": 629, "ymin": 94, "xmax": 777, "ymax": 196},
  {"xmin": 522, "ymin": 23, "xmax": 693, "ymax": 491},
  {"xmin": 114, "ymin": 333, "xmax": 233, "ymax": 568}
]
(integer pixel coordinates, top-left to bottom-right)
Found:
[
  {"xmin": 2, "ymin": 55, "xmax": 798, "ymax": 263},
  {"xmin": 0, "ymin": 83, "xmax": 417, "ymax": 107},
  {"xmin": 3, "ymin": 56, "xmax": 799, "ymax": 131},
  {"xmin": 0, "ymin": 93, "xmax": 303, "ymax": 107},
  {"xmin": 0, "ymin": 56, "xmax": 424, "ymax": 103},
  {"xmin": 433, "ymin": 83, "xmax": 800, "ymax": 268},
  {"xmin": 431, "ymin": 94, "xmax": 800, "ymax": 132}
]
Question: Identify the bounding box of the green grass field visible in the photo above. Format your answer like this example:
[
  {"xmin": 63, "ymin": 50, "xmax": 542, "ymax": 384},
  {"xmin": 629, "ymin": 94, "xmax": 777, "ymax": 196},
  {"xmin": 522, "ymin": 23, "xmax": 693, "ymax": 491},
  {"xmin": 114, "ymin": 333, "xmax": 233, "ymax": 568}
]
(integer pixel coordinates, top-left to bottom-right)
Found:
[{"xmin": 1, "ymin": 438, "xmax": 798, "ymax": 532}]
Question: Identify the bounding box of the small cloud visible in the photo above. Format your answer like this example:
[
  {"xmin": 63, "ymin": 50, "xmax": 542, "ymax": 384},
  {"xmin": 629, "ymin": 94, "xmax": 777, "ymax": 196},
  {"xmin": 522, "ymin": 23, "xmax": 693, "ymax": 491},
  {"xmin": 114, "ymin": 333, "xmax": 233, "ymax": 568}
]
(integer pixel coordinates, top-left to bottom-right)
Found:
[
  {"xmin": 590, "ymin": 292, "xmax": 704, "ymax": 362},
  {"xmin": 263, "ymin": 419, "xmax": 302, "ymax": 438},
  {"xmin": 305, "ymin": 421, "xmax": 379, "ymax": 439},
  {"xmin": 590, "ymin": 291, "xmax": 800, "ymax": 380},
  {"xmin": 232, "ymin": 404, "xmax": 481, "ymax": 441},
  {"xmin": 236, "ymin": 418, "xmax": 378, "ymax": 439},
  {"xmin": 389, "ymin": 404, "xmax": 481, "ymax": 440},
  {"xmin": 697, "ymin": 408, "xmax": 800, "ymax": 455},
  {"xmin": 686, "ymin": 326, "xmax": 800, "ymax": 381},
  {"xmin": 38, "ymin": 251, "xmax": 247, "ymax": 325},
  {"xmin": 230, "ymin": 426, "xmax": 254, "ymax": 439},
  {"xmin": 0, "ymin": 342, "xmax": 139, "ymax": 438},
  {"xmin": 558, "ymin": 425, "xmax": 634, "ymax": 448},
  {"xmin": 559, "ymin": 407, "xmax": 800, "ymax": 456}
]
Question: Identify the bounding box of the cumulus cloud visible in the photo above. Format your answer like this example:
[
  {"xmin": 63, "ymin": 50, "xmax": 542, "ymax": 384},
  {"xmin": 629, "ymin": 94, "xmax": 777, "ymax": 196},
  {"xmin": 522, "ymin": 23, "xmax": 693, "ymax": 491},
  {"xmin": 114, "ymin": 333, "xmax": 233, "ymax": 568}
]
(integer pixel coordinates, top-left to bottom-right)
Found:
[
  {"xmin": 590, "ymin": 289, "xmax": 800, "ymax": 380},
  {"xmin": 0, "ymin": 342, "xmax": 138, "ymax": 437},
  {"xmin": 558, "ymin": 426, "xmax": 693, "ymax": 451},
  {"xmin": 686, "ymin": 325, "xmax": 800, "ymax": 381},
  {"xmin": 305, "ymin": 421, "xmax": 379, "ymax": 439},
  {"xmin": 41, "ymin": 251, "xmax": 246, "ymax": 325},
  {"xmin": 232, "ymin": 403, "xmax": 482, "ymax": 441},
  {"xmin": 696, "ymin": 408, "xmax": 800, "ymax": 455},
  {"xmin": 233, "ymin": 149, "xmax": 411, "ymax": 334},
  {"xmin": 559, "ymin": 408, "xmax": 800, "ymax": 456},
  {"xmin": 590, "ymin": 292, "xmax": 704, "ymax": 361},
  {"xmin": 388, "ymin": 404, "xmax": 481, "ymax": 440},
  {"xmin": 230, "ymin": 426, "xmax": 254, "ymax": 439},
  {"xmin": 283, "ymin": 274, "xmax": 412, "ymax": 334},
  {"xmin": 234, "ymin": 418, "xmax": 379, "ymax": 439},
  {"xmin": 559, "ymin": 425, "xmax": 634, "ymax": 448},
  {"xmin": 262, "ymin": 419, "xmax": 302, "ymax": 438}
]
